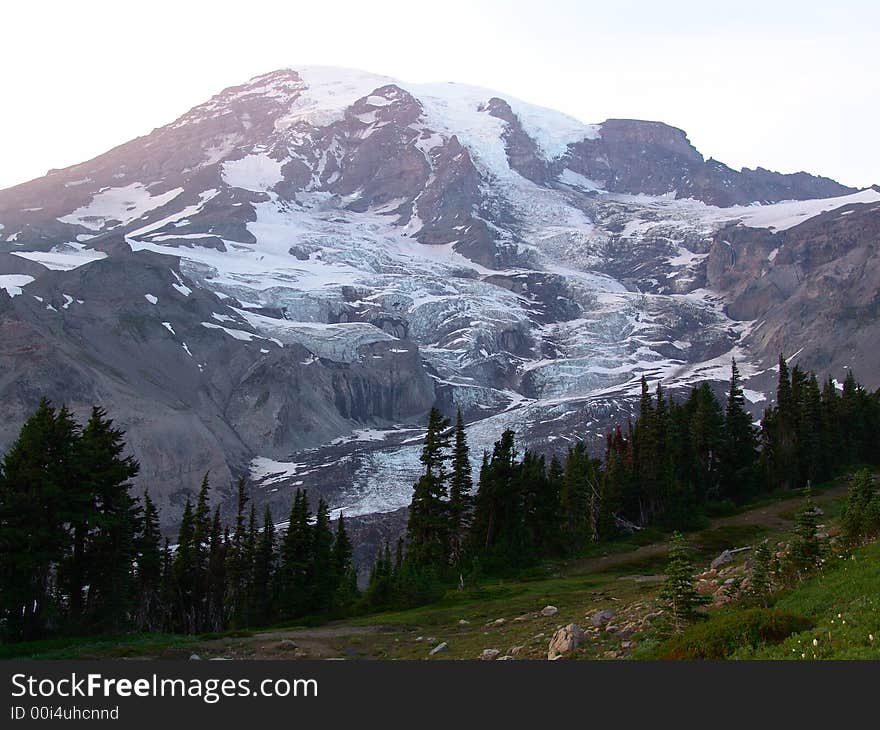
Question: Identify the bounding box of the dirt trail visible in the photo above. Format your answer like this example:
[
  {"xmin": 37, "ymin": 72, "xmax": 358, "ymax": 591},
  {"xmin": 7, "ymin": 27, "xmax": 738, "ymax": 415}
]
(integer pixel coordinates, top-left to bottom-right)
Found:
[{"xmin": 567, "ymin": 483, "xmax": 848, "ymax": 576}]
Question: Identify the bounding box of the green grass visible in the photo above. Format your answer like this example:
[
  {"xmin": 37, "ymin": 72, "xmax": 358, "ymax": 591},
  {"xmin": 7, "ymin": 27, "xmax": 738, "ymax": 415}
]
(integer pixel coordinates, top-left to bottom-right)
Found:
[
  {"xmin": 0, "ymin": 632, "xmax": 198, "ymax": 660},
  {"xmin": 735, "ymin": 541, "xmax": 880, "ymax": 659}
]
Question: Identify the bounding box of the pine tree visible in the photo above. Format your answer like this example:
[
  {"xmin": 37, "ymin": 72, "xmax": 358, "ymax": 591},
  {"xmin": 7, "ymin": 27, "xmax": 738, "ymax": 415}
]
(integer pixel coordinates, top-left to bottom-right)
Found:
[
  {"xmin": 0, "ymin": 399, "xmax": 79, "ymax": 640},
  {"xmin": 250, "ymin": 506, "xmax": 276, "ymax": 625},
  {"xmin": 747, "ymin": 540, "xmax": 773, "ymax": 607},
  {"xmin": 135, "ymin": 491, "xmax": 163, "ymax": 631},
  {"xmin": 840, "ymin": 469, "xmax": 878, "ymax": 546},
  {"xmin": 406, "ymin": 408, "xmax": 451, "ymax": 568},
  {"xmin": 76, "ymin": 407, "xmax": 141, "ymax": 632},
  {"xmin": 205, "ymin": 507, "xmax": 226, "ymax": 631},
  {"xmin": 224, "ymin": 478, "xmax": 249, "ymax": 627},
  {"xmin": 172, "ymin": 499, "xmax": 197, "ymax": 632},
  {"xmin": 276, "ymin": 489, "xmax": 312, "ymax": 619},
  {"xmin": 447, "ymin": 410, "xmax": 473, "ymax": 568},
  {"xmin": 309, "ymin": 497, "xmax": 336, "ymax": 613},
  {"xmin": 789, "ymin": 489, "xmax": 822, "ymax": 578},
  {"xmin": 332, "ymin": 513, "xmax": 357, "ymax": 609},
  {"xmin": 658, "ymin": 532, "xmax": 709, "ymax": 633},
  {"xmin": 719, "ymin": 358, "xmax": 758, "ymax": 502}
]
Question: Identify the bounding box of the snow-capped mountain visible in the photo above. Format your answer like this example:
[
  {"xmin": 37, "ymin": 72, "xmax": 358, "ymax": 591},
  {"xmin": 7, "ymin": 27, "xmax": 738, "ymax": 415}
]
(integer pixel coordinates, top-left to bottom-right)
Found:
[{"xmin": 1, "ymin": 66, "xmax": 878, "ymax": 528}]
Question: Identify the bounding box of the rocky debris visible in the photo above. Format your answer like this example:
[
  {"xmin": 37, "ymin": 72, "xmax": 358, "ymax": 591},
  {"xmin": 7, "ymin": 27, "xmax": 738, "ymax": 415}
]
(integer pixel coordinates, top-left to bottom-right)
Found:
[
  {"xmin": 479, "ymin": 649, "xmax": 501, "ymax": 661},
  {"xmin": 497, "ymin": 655, "xmax": 515, "ymax": 661},
  {"xmin": 189, "ymin": 654, "xmax": 202, "ymax": 661},
  {"xmin": 457, "ymin": 619, "xmax": 470, "ymax": 625},
  {"xmin": 278, "ymin": 639, "xmax": 298, "ymax": 650},
  {"xmin": 547, "ymin": 624, "xmax": 585, "ymax": 660},
  {"xmin": 486, "ymin": 618, "xmax": 506, "ymax": 627},
  {"xmin": 429, "ymin": 642, "xmax": 448, "ymax": 656},
  {"xmin": 590, "ymin": 609, "xmax": 616, "ymax": 628},
  {"xmin": 540, "ymin": 605, "xmax": 559, "ymax": 617},
  {"xmin": 509, "ymin": 645, "xmax": 526, "ymax": 656}
]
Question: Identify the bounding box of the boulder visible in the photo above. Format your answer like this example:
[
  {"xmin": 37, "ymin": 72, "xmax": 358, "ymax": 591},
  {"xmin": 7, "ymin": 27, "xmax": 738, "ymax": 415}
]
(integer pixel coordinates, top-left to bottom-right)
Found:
[
  {"xmin": 590, "ymin": 609, "xmax": 616, "ymax": 627},
  {"xmin": 189, "ymin": 654, "xmax": 202, "ymax": 661},
  {"xmin": 278, "ymin": 639, "xmax": 298, "ymax": 650},
  {"xmin": 548, "ymin": 623, "xmax": 585, "ymax": 659},
  {"xmin": 479, "ymin": 649, "xmax": 501, "ymax": 661},
  {"xmin": 711, "ymin": 550, "xmax": 734, "ymax": 570},
  {"xmin": 540, "ymin": 605, "xmax": 559, "ymax": 617}
]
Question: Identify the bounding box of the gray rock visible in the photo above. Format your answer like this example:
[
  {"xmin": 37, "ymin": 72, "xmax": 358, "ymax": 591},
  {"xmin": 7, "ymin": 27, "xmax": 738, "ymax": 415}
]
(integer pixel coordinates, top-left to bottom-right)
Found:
[
  {"xmin": 590, "ymin": 609, "xmax": 616, "ymax": 627},
  {"xmin": 711, "ymin": 550, "xmax": 734, "ymax": 570},
  {"xmin": 540, "ymin": 605, "xmax": 559, "ymax": 617},
  {"xmin": 429, "ymin": 642, "xmax": 448, "ymax": 656},
  {"xmin": 548, "ymin": 624, "xmax": 585, "ymax": 660},
  {"xmin": 479, "ymin": 648, "xmax": 501, "ymax": 661}
]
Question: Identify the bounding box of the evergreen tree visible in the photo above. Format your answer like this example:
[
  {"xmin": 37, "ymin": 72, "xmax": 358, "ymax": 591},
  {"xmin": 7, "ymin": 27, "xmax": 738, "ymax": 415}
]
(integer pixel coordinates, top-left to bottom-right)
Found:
[
  {"xmin": 406, "ymin": 408, "xmax": 451, "ymax": 568},
  {"xmin": 789, "ymin": 489, "xmax": 822, "ymax": 578},
  {"xmin": 658, "ymin": 532, "xmax": 709, "ymax": 634},
  {"xmin": 332, "ymin": 513, "xmax": 357, "ymax": 609},
  {"xmin": 447, "ymin": 410, "xmax": 473, "ymax": 568},
  {"xmin": 250, "ymin": 506, "xmax": 276, "ymax": 625},
  {"xmin": 719, "ymin": 359, "xmax": 758, "ymax": 502},
  {"xmin": 840, "ymin": 469, "xmax": 878, "ymax": 546},
  {"xmin": 0, "ymin": 400, "xmax": 79, "ymax": 640},
  {"xmin": 276, "ymin": 489, "xmax": 312, "ymax": 618},
  {"xmin": 77, "ymin": 407, "xmax": 141, "ymax": 632},
  {"xmin": 224, "ymin": 478, "xmax": 249, "ymax": 627},
  {"xmin": 747, "ymin": 540, "xmax": 773, "ymax": 608},
  {"xmin": 171, "ymin": 499, "xmax": 197, "ymax": 632},
  {"xmin": 135, "ymin": 491, "xmax": 163, "ymax": 631},
  {"xmin": 310, "ymin": 497, "xmax": 336, "ymax": 613}
]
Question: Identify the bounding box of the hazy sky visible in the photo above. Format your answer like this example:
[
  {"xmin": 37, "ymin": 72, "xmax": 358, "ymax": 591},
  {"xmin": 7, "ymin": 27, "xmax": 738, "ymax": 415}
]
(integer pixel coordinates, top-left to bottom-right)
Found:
[{"xmin": 2, "ymin": 0, "xmax": 877, "ymax": 189}]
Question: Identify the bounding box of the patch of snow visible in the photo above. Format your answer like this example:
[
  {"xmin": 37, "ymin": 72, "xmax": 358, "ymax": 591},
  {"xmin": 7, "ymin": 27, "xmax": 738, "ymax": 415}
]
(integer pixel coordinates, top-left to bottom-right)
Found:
[{"xmin": 0, "ymin": 274, "xmax": 34, "ymax": 297}]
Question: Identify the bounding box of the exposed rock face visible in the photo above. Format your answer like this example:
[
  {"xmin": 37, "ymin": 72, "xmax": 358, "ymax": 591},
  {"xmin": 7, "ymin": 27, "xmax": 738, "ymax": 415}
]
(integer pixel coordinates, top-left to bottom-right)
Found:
[
  {"xmin": 0, "ymin": 65, "xmax": 875, "ymax": 534},
  {"xmin": 565, "ymin": 119, "xmax": 855, "ymax": 206},
  {"xmin": 707, "ymin": 192, "xmax": 880, "ymax": 381}
]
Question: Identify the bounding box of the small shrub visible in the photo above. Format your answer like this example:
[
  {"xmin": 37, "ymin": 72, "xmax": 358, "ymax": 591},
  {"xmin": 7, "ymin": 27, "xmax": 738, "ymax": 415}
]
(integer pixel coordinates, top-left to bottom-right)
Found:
[{"xmin": 654, "ymin": 608, "xmax": 814, "ymax": 659}]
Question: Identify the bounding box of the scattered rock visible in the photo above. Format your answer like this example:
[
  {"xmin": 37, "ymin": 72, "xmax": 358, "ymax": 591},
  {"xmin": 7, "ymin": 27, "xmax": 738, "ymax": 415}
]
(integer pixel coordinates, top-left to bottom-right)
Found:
[
  {"xmin": 497, "ymin": 655, "xmax": 514, "ymax": 661},
  {"xmin": 711, "ymin": 550, "xmax": 734, "ymax": 570},
  {"xmin": 189, "ymin": 654, "xmax": 202, "ymax": 661},
  {"xmin": 548, "ymin": 623, "xmax": 585, "ymax": 659},
  {"xmin": 509, "ymin": 645, "xmax": 526, "ymax": 655},
  {"xmin": 415, "ymin": 636, "xmax": 424, "ymax": 642},
  {"xmin": 457, "ymin": 619, "xmax": 470, "ymax": 625},
  {"xmin": 590, "ymin": 609, "xmax": 616, "ymax": 627},
  {"xmin": 541, "ymin": 605, "xmax": 559, "ymax": 617},
  {"xmin": 429, "ymin": 642, "xmax": 448, "ymax": 656},
  {"xmin": 278, "ymin": 639, "xmax": 298, "ymax": 650},
  {"xmin": 479, "ymin": 648, "xmax": 501, "ymax": 661}
]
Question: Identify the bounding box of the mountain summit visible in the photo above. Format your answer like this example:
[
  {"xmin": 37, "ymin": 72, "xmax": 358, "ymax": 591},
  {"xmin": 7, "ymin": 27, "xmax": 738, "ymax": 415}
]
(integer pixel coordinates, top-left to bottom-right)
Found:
[{"xmin": 1, "ymin": 66, "xmax": 878, "ymax": 525}]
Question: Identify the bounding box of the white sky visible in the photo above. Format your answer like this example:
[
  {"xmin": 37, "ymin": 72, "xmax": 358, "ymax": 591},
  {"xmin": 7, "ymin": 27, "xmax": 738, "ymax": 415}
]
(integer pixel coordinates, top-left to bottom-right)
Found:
[{"xmin": 2, "ymin": 0, "xmax": 877, "ymax": 189}]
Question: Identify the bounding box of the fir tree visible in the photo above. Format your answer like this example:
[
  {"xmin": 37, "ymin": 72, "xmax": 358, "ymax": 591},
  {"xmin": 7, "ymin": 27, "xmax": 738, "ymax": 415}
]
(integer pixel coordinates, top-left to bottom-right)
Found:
[
  {"xmin": 135, "ymin": 491, "xmax": 163, "ymax": 631},
  {"xmin": 658, "ymin": 532, "xmax": 709, "ymax": 633},
  {"xmin": 789, "ymin": 489, "xmax": 822, "ymax": 578},
  {"xmin": 719, "ymin": 358, "xmax": 758, "ymax": 502},
  {"xmin": 250, "ymin": 506, "xmax": 276, "ymax": 625},
  {"xmin": 406, "ymin": 408, "xmax": 451, "ymax": 568},
  {"xmin": 447, "ymin": 410, "xmax": 473, "ymax": 567}
]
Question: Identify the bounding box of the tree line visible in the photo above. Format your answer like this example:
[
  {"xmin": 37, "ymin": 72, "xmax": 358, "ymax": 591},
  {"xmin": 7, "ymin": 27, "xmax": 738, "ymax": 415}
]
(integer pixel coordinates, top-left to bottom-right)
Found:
[
  {"xmin": 0, "ymin": 401, "xmax": 355, "ymax": 642},
  {"xmin": 368, "ymin": 357, "xmax": 880, "ymax": 607},
  {"xmin": 2, "ymin": 356, "xmax": 878, "ymax": 640}
]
